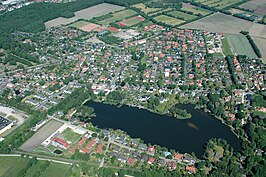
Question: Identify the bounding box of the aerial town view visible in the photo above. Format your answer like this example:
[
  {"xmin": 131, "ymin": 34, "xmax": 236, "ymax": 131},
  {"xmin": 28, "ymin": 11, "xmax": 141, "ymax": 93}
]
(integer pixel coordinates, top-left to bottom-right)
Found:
[{"xmin": 0, "ymin": 0, "xmax": 265, "ymax": 176}]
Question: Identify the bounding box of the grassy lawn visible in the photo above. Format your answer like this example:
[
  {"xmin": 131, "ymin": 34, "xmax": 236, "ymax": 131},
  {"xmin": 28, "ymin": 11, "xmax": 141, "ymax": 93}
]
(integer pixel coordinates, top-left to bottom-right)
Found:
[
  {"xmin": 41, "ymin": 162, "xmax": 71, "ymax": 177},
  {"xmin": 132, "ymin": 3, "xmax": 161, "ymax": 14},
  {"xmin": 168, "ymin": 10, "xmax": 197, "ymax": 21},
  {"xmin": 154, "ymin": 15, "xmax": 185, "ymax": 26},
  {"xmin": 61, "ymin": 127, "xmax": 82, "ymax": 143},
  {"xmin": 70, "ymin": 20, "xmax": 89, "ymax": 28},
  {"xmin": 25, "ymin": 161, "xmax": 47, "ymax": 177},
  {"xmin": 99, "ymin": 9, "xmax": 137, "ymax": 25},
  {"xmin": 0, "ymin": 156, "xmax": 29, "ymax": 177},
  {"xmin": 221, "ymin": 36, "xmax": 233, "ymax": 56}
]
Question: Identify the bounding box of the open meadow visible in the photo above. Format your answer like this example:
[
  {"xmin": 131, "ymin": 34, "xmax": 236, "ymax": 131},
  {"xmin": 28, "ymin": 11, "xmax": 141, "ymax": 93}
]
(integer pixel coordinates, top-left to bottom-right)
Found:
[
  {"xmin": 154, "ymin": 15, "xmax": 185, "ymax": 26},
  {"xmin": 20, "ymin": 120, "xmax": 63, "ymax": 152},
  {"xmin": 45, "ymin": 3, "xmax": 125, "ymax": 28},
  {"xmin": 226, "ymin": 34, "xmax": 257, "ymax": 58},
  {"xmin": 0, "ymin": 156, "xmax": 29, "ymax": 177}
]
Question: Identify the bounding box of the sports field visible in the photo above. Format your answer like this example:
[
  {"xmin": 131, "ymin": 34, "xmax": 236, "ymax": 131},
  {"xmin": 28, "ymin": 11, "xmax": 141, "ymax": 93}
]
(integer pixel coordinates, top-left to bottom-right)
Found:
[
  {"xmin": 154, "ymin": 15, "xmax": 185, "ymax": 26},
  {"xmin": 99, "ymin": 9, "xmax": 137, "ymax": 25},
  {"xmin": 226, "ymin": 34, "xmax": 257, "ymax": 58},
  {"xmin": 167, "ymin": 10, "xmax": 197, "ymax": 21},
  {"xmin": 20, "ymin": 119, "xmax": 63, "ymax": 152}
]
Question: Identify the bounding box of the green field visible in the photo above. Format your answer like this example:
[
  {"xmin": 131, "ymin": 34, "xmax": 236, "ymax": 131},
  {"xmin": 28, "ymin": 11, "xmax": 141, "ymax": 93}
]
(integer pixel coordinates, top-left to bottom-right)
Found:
[
  {"xmin": 70, "ymin": 20, "xmax": 89, "ymax": 28},
  {"xmin": 132, "ymin": 3, "xmax": 161, "ymax": 14},
  {"xmin": 154, "ymin": 15, "xmax": 185, "ymax": 26},
  {"xmin": 0, "ymin": 156, "xmax": 29, "ymax": 177},
  {"xmin": 181, "ymin": 6, "xmax": 211, "ymax": 16},
  {"xmin": 99, "ymin": 9, "xmax": 137, "ymax": 25},
  {"xmin": 148, "ymin": 8, "xmax": 173, "ymax": 16},
  {"xmin": 226, "ymin": 34, "xmax": 257, "ymax": 58},
  {"xmin": 221, "ymin": 36, "xmax": 233, "ymax": 56},
  {"xmin": 167, "ymin": 10, "xmax": 197, "ymax": 21}
]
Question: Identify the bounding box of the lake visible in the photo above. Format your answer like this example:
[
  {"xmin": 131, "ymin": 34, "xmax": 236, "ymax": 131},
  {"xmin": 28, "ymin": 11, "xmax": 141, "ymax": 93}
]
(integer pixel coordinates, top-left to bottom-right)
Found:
[{"xmin": 87, "ymin": 102, "xmax": 241, "ymax": 158}]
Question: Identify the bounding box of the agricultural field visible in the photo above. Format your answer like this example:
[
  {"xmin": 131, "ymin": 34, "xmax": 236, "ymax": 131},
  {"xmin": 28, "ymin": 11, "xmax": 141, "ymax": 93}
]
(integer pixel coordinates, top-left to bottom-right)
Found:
[
  {"xmin": 253, "ymin": 37, "xmax": 266, "ymax": 62},
  {"xmin": 167, "ymin": 10, "xmax": 197, "ymax": 21},
  {"xmin": 192, "ymin": 0, "xmax": 244, "ymax": 9},
  {"xmin": 0, "ymin": 156, "xmax": 72, "ymax": 177},
  {"xmin": 154, "ymin": 15, "xmax": 185, "ymax": 26},
  {"xmin": 45, "ymin": 3, "xmax": 125, "ymax": 28},
  {"xmin": 0, "ymin": 156, "xmax": 29, "ymax": 177},
  {"xmin": 118, "ymin": 16, "xmax": 145, "ymax": 27},
  {"xmin": 148, "ymin": 8, "xmax": 173, "ymax": 16},
  {"xmin": 226, "ymin": 34, "xmax": 257, "ymax": 58},
  {"xmin": 180, "ymin": 13, "xmax": 255, "ymax": 34},
  {"xmin": 99, "ymin": 9, "xmax": 137, "ymax": 25},
  {"xmin": 181, "ymin": 3, "xmax": 212, "ymax": 16},
  {"xmin": 20, "ymin": 120, "xmax": 63, "ymax": 152},
  {"xmin": 40, "ymin": 162, "xmax": 71, "ymax": 177},
  {"xmin": 132, "ymin": 3, "xmax": 161, "ymax": 14},
  {"xmin": 70, "ymin": 20, "xmax": 89, "ymax": 28},
  {"xmin": 239, "ymin": 0, "xmax": 266, "ymax": 15}
]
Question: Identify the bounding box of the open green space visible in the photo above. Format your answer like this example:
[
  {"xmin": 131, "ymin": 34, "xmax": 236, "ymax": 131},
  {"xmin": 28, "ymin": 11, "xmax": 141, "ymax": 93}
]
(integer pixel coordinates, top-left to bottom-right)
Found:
[
  {"xmin": 154, "ymin": 15, "xmax": 185, "ymax": 26},
  {"xmin": 99, "ymin": 9, "xmax": 137, "ymax": 25},
  {"xmin": 167, "ymin": 10, "xmax": 197, "ymax": 21},
  {"xmin": 226, "ymin": 34, "xmax": 257, "ymax": 58},
  {"xmin": 122, "ymin": 17, "xmax": 142, "ymax": 26}
]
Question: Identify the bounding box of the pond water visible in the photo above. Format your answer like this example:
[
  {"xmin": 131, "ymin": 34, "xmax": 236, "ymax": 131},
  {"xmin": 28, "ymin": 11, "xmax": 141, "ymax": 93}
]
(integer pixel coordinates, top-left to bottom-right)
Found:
[
  {"xmin": 87, "ymin": 102, "xmax": 241, "ymax": 158},
  {"xmin": 54, "ymin": 149, "xmax": 62, "ymax": 154}
]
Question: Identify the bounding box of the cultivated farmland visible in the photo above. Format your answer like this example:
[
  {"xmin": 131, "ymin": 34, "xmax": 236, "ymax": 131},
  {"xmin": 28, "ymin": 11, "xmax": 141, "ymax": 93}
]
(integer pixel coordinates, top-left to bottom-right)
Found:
[
  {"xmin": 133, "ymin": 3, "xmax": 161, "ymax": 14},
  {"xmin": 226, "ymin": 34, "xmax": 257, "ymax": 58},
  {"xmin": 181, "ymin": 13, "xmax": 266, "ymax": 39},
  {"xmin": 239, "ymin": 0, "xmax": 266, "ymax": 15},
  {"xmin": 192, "ymin": 0, "xmax": 244, "ymax": 9},
  {"xmin": 20, "ymin": 120, "xmax": 63, "ymax": 152},
  {"xmin": 45, "ymin": 3, "xmax": 125, "ymax": 28},
  {"xmin": 99, "ymin": 9, "xmax": 137, "ymax": 25},
  {"xmin": 167, "ymin": 10, "xmax": 197, "ymax": 21},
  {"xmin": 181, "ymin": 5, "xmax": 211, "ymax": 16},
  {"xmin": 253, "ymin": 37, "xmax": 266, "ymax": 62},
  {"xmin": 154, "ymin": 15, "xmax": 185, "ymax": 26}
]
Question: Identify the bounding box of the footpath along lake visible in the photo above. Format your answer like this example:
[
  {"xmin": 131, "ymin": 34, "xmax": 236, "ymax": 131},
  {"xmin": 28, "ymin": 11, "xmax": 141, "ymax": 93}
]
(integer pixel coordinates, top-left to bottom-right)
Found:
[{"xmin": 87, "ymin": 102, "xmax": 241, "ymax": 158}]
